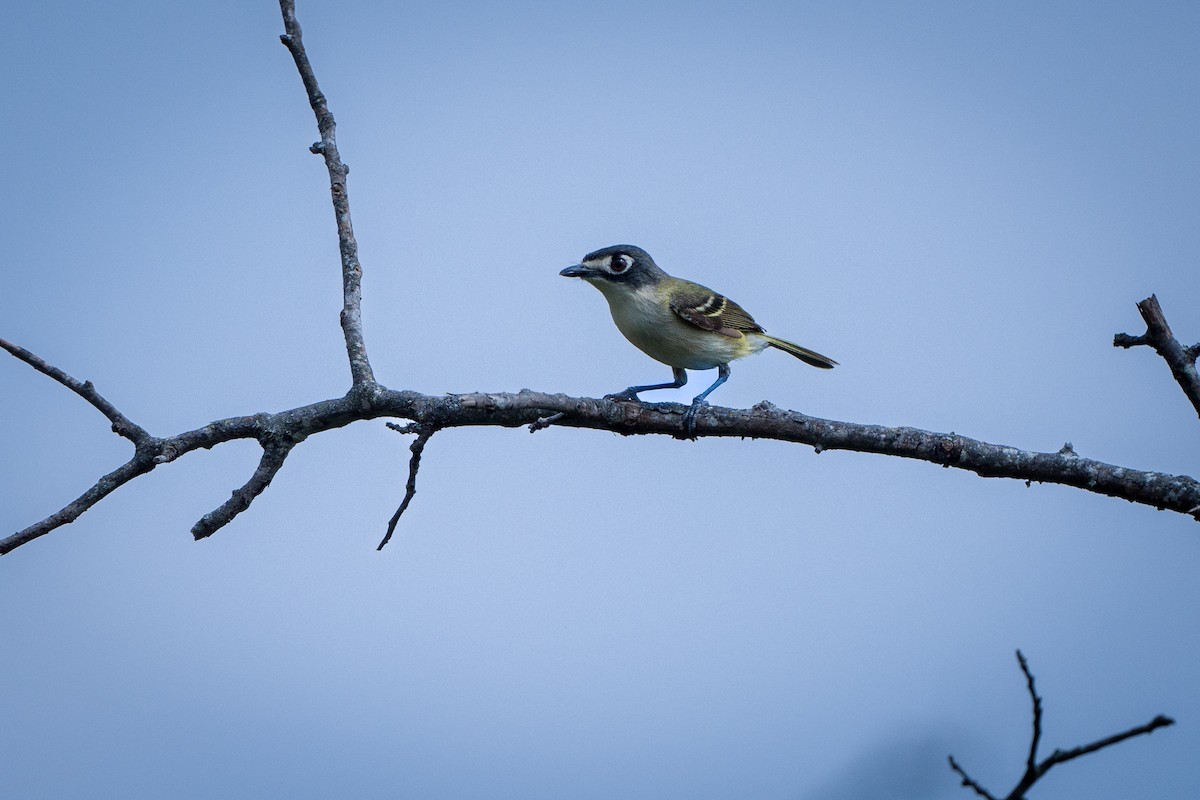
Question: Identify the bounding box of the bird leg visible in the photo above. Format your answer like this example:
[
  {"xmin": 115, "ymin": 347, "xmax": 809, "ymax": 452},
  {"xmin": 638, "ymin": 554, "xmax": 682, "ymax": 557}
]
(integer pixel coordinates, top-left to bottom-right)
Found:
[
  {"xmin": 682, "ymin": 363, "xmax": 730, "ymax": 437},
  {"xmin": 605, "ymin": 367, "xmax": 687, "ymax": 402}
]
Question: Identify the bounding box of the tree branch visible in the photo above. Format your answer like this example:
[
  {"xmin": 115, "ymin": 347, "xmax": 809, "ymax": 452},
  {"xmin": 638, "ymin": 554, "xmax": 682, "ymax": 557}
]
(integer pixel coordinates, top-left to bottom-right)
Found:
[
  {"xmin": 278, "ymin": 0, "xmax": 374, "ymax": 387},
  {"xmin": 0, "ymin": 337, "xmax": 152, "ymax": 445},
  {"xmin": 377, "ymin": 426, "xmax": 436, "ymax": 550},
  {"xmin": 947, "ymin": 755, "xmax": 998, "ymax": 800},
  {"xmin": 1, "ymin": 454, "xmax": 159, "ymax": 555},
  {"xmin": 6, "ymin": 358, "xmax": 1200, "ymax": 555},
  {"xmin": 949, "ymin": 650, "xmax": 1174, "ymax": 800},
  {"xmin": 1017, "ymin": 651, "xmax": 1042, "ymax": 782},
  {"xmin": 191, "ymin": 438, "xmax": 299, "ymax": 540},
  {"xmin": 1115, "ymin": 294, "xmax": 1200, "ymax": 421}
]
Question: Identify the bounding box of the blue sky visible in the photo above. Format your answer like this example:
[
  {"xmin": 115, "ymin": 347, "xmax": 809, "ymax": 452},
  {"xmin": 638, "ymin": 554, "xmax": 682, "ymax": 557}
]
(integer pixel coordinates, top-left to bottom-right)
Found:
[{"xmin": 3, "ymin": 2, "xmax": 1199, "ymax": 798}]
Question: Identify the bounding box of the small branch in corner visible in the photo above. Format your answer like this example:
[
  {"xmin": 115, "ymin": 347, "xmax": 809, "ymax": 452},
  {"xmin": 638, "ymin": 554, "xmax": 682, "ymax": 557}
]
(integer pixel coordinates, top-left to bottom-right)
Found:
[
  {"xmin": 949, "ymin": 650, "xmax": 1173, "ymax": 799},
  {"xmin": 377, "ymin": 426, "xmax": 437, "ymax": 550}
]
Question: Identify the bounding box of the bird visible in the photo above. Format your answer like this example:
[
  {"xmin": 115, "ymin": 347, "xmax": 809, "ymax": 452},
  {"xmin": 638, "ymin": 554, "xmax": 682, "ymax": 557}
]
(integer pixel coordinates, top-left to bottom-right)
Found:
[{"xmin": 560, "ymin": 244, "xmax": 836, "ymax": 436}]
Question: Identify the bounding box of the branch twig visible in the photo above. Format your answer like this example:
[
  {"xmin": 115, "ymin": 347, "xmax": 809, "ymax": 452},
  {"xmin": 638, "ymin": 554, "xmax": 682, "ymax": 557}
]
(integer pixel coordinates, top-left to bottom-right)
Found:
[
  {"xmin": 192, "ymin": 438, "xmax": 298, "ymax": 540},
  {"xmin": 377, "ymin": 427, "xmax": 436, "ymax": 550},
  {"xmin": 0, "ymin": 338, "xmax": 152, "ymax": 445},
  {"xmin": 278, "ymin": 0, "xmax": 374, "ymax": 388},
  {"xmin": 1115, "ymin": 294, "xmax": 1200, "ymax": 421},
  {"xmin": 949, "ymin": 650, "xmax": 1174, "ymax": 799},
  {"xmin": 947, "ymin": 756, "xmax": 998, "ymax": 800},
  {"xmin": 1018, "ymin": 651, "xmax": 1042, "ymax": 782},
  {"xmin": 1, "ymin": 455, "xmax": 159, "ymax": 554}
]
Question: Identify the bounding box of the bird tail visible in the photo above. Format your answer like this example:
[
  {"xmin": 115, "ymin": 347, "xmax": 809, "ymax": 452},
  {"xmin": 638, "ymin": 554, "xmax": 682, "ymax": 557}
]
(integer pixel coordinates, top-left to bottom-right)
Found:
[{"xmin": 763, "ymin": 335, "xmax": 838, "ymax": 369}]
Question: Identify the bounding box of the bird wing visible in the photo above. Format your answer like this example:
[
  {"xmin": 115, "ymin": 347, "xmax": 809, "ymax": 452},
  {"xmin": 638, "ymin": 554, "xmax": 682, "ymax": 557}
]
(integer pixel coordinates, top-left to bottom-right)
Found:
[{"xmin": 668, "ymin": 281, "xmax": 764, "ymax": 339}]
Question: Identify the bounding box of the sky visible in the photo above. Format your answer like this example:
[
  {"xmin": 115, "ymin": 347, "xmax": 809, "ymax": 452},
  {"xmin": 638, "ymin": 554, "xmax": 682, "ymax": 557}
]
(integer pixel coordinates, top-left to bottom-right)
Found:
[{"xmin": 2, "ymin": 1, "xmax": 1199, "ymax": 798}]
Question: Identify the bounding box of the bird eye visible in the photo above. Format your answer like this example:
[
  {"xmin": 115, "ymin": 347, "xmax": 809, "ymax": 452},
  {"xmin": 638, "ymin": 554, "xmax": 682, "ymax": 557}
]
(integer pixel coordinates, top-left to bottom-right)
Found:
[{"xmin": 611, "ymin": 255, "xmax": 631, "ymax": 274}]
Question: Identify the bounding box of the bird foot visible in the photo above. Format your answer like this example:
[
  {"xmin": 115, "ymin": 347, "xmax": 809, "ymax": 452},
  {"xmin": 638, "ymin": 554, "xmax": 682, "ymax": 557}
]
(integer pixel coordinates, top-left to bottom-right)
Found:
[
  {"xmin": 604, "ymin": 388, "xmax": 642, "ymax": 402},
  {"xmin": 682, "ymin": 398, "xmax": 708, "ymax": 439}
]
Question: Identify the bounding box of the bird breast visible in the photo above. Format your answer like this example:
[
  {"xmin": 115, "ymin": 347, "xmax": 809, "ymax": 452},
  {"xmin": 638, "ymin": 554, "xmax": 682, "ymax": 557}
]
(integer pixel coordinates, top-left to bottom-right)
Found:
[{"xmin": 602, "ymin": 284, "xmax": 766, "ymax": 370}]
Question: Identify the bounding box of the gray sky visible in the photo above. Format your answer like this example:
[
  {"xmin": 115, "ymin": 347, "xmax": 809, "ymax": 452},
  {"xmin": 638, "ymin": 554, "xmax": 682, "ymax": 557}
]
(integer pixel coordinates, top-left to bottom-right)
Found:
[{"xmin": 3, "ymin": 1, "xmax": 1198, "ymax": 798}]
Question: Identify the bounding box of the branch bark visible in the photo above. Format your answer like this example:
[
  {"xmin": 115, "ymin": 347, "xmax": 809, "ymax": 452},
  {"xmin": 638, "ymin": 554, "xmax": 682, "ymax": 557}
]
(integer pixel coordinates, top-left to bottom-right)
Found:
[
  {"xmin": 5, "ymin": 371, "xmax": 1200, "ymax": 555},
  {"xmin": 1115, "ymin": 294, "xmax": 1200, "ymax": 421},
  {"xmin": 0, "ymin": 338, "xmax": 152, "ymax": 445},
  {"xmin": 377, "ymin": 425, "xmax": 437, "ymax": 550},
  {"xmin": 278, "ymin": 0, "xmax": 374, "ymax": 387}
]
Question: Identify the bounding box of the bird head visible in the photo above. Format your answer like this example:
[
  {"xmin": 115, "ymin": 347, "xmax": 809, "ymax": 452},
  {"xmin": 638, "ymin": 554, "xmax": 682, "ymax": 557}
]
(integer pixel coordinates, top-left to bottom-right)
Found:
[{"xmin": 560, "ymin": 245, "xmax": 666, "ymax": 289}]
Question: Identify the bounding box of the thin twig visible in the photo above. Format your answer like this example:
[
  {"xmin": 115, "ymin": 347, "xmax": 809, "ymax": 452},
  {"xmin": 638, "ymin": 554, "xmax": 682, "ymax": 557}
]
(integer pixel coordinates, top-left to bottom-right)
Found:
[
  {"xmin": 1017, "ymin": 650, "xmax": 1042, "ymax": 780},
  {"xmin": 529, "ymin": 412, "xmax": 565, "ymax": 432},
  {"xmin": 0, "ymin": 338, "xmax": 152, "ymax": 444},
  {"xmin": 0, "ymin": 455, "xmax": 158, "ymax": 555},
  {"xmin": 191, "ymin": 439, "xmax": 297, "ymax": 540},
  {"xmin": 278, "ymin": 0, "xmax": 374, "ymax": 388},
  {"xmin": 1038, "ymin": 714, "xmax": 1174, "ymax": 769},
  {"xmin": 1114, "ymin": 294, "xmax": 1200, "ymax": 421},
  {"xmin": 377, "ymin": 427, "xmax": 436, "ymax": 550},
  {"xmin": 947, "ymin": 756, "xmax": 998, "ymax": 800}
]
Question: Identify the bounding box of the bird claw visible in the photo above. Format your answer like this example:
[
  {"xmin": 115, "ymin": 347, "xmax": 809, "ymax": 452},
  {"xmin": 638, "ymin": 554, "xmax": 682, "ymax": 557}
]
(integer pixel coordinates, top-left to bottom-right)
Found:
[
  {"xmin": 604, "ymin": 388, "xmax": 642, "ymax": 402},
  {"xmin": 682, "ymin": 398, "xmax": 708, "ymax": 439}
]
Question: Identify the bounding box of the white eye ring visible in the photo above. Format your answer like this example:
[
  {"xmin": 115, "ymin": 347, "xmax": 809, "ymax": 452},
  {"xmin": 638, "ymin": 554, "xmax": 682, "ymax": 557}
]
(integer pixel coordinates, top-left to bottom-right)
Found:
[{"xmin": 611, "ymin": 255, "xmax": 632, "ymax": 273}]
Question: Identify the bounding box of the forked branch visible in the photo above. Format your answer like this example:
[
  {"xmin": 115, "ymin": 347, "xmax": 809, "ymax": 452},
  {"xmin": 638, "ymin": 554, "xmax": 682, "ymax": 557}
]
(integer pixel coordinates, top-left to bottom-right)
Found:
[{"xmin": 949, "ymin": 651, "xmax": 1173, "ymax": 800}]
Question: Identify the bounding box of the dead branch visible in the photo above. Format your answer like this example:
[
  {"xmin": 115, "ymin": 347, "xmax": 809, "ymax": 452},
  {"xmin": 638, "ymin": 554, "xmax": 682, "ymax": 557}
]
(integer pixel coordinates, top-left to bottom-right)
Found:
[
  {"xmin": 4, "ymin": 369, "xmax": 1200, "ymax": 555},
  {"xmin": 278, "ymin": 0, "xmax": 374, "ymax": 388},
  {"xmin": 949, "ymin": 651, "xmax": 1174, "ymax": 800},
  {"xmin": 0, "ymin": 338, "xmax": 152, "ymax": 445},
  {"xmin": 1115, "ymin": 294, "xmax": 1200, "ymax": 421},
  {"xmin": 377, "ymin": 426, "xmax": 437, "ymax": 550},
  {"xmin": 192, "ymin": 438, "xmax": 299, "ymax": 540}
]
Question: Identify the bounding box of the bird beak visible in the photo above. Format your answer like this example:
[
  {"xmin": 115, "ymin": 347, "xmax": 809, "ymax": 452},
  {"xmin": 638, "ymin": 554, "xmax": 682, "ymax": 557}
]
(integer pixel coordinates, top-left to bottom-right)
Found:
[{"xmin": 560, "ymin": 264, "xmax": 589, "ymax": 278}]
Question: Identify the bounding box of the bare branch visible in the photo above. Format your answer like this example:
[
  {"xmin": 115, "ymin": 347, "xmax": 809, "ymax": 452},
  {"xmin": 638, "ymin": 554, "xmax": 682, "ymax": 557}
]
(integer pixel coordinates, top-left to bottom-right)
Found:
[
  {"xmin": 950, "ymin": 651, "xmax": 1175, "ymax": 800},
  {"xmin": 1017, "ymin": 651, "xmax": 1042, "ymax": 779},
  {"xmin": 947, "ymin": 756, "xmax": 998, "ymax": 800},
  {"xmin": 277, "ymin": 0, "xmax": 374, "ymax": 387},
  {"xmin": 0, "ymin": 454, "xmax": 158, "ymax": 555},
  {"xmin": 1038, "ymin": 714, "xmax": 1174, "ymax": 771},
  {"xmin": 377, "ymin": 427, "xmax": 436, "ymax": 550},
  {"xmin": 7, "ymin": 380, "xmax": 1200, "ymax": 555},
  {"xmin": 1115, "ymin": 294, "xmax": 1200, "ymax": 421},
  {"xmin": 191, "ymin": 438, "xmax": 298, "ymax": 540},
  {"xmin": 1, "ymin": 338, "xmax": 152, "ymax": 445}
]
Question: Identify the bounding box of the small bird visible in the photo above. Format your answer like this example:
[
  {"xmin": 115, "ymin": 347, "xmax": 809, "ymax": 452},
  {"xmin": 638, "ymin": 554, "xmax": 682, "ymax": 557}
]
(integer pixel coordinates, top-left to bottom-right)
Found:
[{"xmin": 560, "ymin": 244, "xmax": 836, "ymax": 436}]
